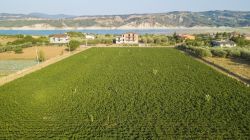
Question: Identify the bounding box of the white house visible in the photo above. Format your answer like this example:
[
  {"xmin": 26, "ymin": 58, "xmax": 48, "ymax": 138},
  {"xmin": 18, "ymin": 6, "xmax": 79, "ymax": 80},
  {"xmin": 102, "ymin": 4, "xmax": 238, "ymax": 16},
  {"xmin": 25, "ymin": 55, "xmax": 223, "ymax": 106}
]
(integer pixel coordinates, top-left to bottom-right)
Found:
[
  {"xmin": 86, "ymin": 34, "xmax": 95, "ymax": 40},
  {"xmin": 211, "ymin": 40, "xmax": 236, "ymax": 48},
  {"xmin": 49, "ymin": 34, "xmax": 70, "ymax": 44}
]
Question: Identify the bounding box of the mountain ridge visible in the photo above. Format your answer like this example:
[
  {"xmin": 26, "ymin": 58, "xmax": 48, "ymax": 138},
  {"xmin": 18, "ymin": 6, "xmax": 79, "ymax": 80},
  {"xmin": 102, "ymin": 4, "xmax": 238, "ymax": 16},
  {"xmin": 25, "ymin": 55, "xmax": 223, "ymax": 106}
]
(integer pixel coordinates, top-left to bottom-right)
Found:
[{"xmin": 0, "ymin": 10, "xmax": 249, "ymax": 29}]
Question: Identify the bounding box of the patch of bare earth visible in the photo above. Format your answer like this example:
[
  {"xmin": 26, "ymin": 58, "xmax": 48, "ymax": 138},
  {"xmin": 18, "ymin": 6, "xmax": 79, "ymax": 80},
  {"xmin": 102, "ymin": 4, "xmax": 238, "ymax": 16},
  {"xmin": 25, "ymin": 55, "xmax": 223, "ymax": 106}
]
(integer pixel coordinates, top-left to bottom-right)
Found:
[
  {"xmin": 204, "ymin": 57, "xmax": 250, "ymax": 80},
  {"xmin": 0, "ymin": 36, "xmax": 18, "ymax": 46},
  {"xmin": 0, "ymin": 46, "xmax": 68, "ymax": 60}
]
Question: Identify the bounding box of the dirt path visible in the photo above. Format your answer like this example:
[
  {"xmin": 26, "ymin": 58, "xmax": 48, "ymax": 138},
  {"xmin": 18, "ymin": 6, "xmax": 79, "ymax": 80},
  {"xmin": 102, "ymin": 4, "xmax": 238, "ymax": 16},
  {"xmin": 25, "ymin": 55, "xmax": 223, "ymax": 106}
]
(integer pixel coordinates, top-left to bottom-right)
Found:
[{"xmin": 0, "ymin": 47, "xmax": 91, "ymax": 86}]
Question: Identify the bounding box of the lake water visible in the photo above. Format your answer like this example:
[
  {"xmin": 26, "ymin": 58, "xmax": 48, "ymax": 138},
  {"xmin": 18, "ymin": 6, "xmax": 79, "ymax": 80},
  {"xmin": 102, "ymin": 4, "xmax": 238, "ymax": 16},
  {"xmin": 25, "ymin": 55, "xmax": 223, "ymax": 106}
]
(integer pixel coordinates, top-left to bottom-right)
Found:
[
  {"xmin": 0, "ymin": 28, "xmax": 246, "ymax": 36},
  {"xmin": 0, "ymin": 60, "xmax": 37, "ymax": 76},
  {"xmin": 0, "ymin": 28, "xmax": 233, "ymax": 36},
  {"xmin": 0, "ymin": 29, "xmax": 177, "ymax": 35}
]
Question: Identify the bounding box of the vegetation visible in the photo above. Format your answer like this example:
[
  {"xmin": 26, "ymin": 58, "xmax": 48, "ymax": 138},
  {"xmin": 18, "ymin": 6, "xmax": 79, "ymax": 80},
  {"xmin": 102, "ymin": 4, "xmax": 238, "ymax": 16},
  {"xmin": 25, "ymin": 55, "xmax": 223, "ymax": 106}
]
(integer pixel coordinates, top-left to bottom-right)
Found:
[
  {"xmin": 231, "ymin": 36, "xmax": 250, "ymax": 47},
  {"xmin": 211, "ymin": 49, "xmax": 228, "ymax": 58},
  {"xmin": 0, "ymin": 48, "xmax": 249, "ymax": 139},
  {"xmin": 0, "ymin": 35, "xmax": 49, "ymax": 53},
  {"xmin": 68, "ymin": 40, "xmax": 80, "ymax": 51},
  {"xmin": 38, "ymin": 50, "xmax": 46, "ymax": 62},
  {"xmin": 13, "ymin": 47, "xmax": 23, "ymax": 54},
  {"xmin": 67, "ymin": 32, "xmax": 85, "ymax": 38},
  {"xmin": 139, "ymin": 34, "xmax": 182, "ymax": 46},
  {"xmin": 177, "ymin": 45, "xmax": 212, "ymax": 58},
  {"xmin": 178, "ymin": 44, "xmax": 250, "ymax": 60}
]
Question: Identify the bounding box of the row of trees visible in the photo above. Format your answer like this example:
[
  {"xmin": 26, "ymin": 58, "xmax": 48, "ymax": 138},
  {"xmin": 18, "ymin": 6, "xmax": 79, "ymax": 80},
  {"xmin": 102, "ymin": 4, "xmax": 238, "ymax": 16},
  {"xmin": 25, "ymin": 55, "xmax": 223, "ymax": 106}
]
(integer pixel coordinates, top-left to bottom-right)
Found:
[
  {"xmin": 0, "ymin": 35, "xmax": 49, "ymax": 53},
  {"xmin": 139, "ymin": 33, "xmax": 183, "ymax": 46},
  {"xmin": 177, "ymin": 44, "xmax": 250, "ymax": 60}
]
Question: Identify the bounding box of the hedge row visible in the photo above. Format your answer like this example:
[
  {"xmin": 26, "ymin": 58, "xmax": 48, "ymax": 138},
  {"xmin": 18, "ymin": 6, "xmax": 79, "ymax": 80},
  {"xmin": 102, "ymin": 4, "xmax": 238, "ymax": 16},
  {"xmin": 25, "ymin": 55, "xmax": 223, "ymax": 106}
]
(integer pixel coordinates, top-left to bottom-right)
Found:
[
  {"xmin": 0, "ymin": 42, "xmax": 32, "ymax": 53},
  {"xmin": 177, "ymin": 45, "xmax": 212, "ymax": 58},
  {"xmin": 177, "ymin": 44, "xmax": 250, "ymax": 60}
]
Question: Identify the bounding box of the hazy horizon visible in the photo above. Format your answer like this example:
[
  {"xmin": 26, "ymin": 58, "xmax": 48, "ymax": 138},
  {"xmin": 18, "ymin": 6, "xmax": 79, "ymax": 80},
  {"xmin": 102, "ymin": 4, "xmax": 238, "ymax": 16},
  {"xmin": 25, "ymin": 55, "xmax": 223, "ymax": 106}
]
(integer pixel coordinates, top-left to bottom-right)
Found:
[
  {"xmin": 2, "ymin": 10, "xmax": 250, "ymax": 17},
  {"xmin": 0, "ymin": 0, "xmax": 249, "ymax": 16}
]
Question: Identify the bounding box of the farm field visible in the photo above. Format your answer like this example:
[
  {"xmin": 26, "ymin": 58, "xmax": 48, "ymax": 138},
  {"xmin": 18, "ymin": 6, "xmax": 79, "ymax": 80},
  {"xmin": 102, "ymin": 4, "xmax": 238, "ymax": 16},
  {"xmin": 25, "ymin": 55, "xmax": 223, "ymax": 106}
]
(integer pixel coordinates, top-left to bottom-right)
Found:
[
  {"xmin": 0, "ymin": 48, "xmax": 249, "ymax": 139},
  {"xmin": 0, "ymin": 46, "xmax": 67, "ymax": 60}
]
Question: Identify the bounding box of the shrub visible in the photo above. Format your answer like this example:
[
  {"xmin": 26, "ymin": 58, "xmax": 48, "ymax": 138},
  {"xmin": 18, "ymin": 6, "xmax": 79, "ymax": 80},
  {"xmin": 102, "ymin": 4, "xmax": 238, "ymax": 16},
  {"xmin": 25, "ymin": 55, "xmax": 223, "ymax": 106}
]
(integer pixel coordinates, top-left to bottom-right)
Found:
[
  {"xmin": 14, "ymin": 47, "xmax": 23, "ymax": 54},
  {"xmin": 225, "ymin": 49, "xmax": 241, "ymax": 58},
  {"xmin": 38, "ymin": 50, "xmax": 46, "ymax": 62},
  {"xmin": 190, "ymin": 47, "xmax": 212, "ymax": 58},
  {"xmin": 196, "ymin": 48, "xmax": 212, "ymax": 58},
  {"xmin": 176, "ymin": 44, "xmax": 189, "ymax": 50},
  {"xmin": 68, "ymin": 40, "xmax": 80, "ymax": 51},
  {"xmin": 240, "ymin": 50, "xmax": 250, "ymax": 60},
  {"xmin": 211, "ymin": 49, "xmax": 228, "ymax": 58}
]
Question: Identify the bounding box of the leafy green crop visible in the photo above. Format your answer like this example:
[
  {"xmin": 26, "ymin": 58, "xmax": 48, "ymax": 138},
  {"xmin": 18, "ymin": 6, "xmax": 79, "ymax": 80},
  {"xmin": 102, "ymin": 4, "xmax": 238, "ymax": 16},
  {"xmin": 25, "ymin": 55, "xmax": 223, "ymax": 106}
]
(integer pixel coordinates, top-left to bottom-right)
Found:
[{"xmin": 0, "ymin": 48, "xmax": 249, "ymax": 139}]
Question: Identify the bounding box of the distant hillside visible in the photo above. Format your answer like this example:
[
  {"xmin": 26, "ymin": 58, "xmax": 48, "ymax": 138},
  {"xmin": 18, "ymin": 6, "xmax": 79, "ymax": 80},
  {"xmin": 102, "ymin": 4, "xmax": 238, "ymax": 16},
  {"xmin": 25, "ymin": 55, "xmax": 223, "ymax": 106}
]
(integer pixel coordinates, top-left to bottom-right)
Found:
[{"xmin": 0, "ymin": 11, "xmax": 249, "ymax": 29}]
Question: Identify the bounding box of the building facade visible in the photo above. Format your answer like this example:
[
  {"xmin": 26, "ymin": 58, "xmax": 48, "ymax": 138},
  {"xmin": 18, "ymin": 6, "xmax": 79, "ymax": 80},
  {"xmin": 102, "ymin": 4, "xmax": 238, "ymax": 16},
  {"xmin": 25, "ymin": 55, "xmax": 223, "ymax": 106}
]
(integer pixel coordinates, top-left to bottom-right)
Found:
[
  {"xmin": 85, "ymin": 34, "xmax": 95, "ymax": 40},
  {"xmin": 49, "ymin": 34, "xmax": 70, "ymax": 44},
  {"xmin": 116, "ymin": 32, "xmax": 139, "ymax": 44}
]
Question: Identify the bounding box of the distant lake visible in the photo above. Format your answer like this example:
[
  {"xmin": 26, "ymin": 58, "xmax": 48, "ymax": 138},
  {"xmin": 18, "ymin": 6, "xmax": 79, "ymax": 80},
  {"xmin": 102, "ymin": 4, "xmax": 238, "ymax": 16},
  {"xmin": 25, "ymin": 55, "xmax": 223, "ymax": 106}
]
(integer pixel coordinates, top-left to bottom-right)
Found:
[
  {"xmin": 0, "ymin": 29, "xmax": 178, "ymax": 35},
  {"xmin": 0, "ymin": 28, "xmax": 238, "ymax": 36}
]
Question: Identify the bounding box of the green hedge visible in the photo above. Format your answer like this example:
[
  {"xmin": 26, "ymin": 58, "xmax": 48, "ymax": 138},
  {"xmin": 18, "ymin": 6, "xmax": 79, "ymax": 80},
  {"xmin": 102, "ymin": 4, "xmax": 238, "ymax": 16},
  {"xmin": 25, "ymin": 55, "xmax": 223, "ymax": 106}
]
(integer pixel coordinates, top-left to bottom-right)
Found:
[
  {"xmin": 177, "ymin": 45, "xmax": 250, "ymax": 61},
  {"xmin": 211, "ymin": 49, "xmax": 228, "ymax": 58},
  {"xmin": 240, "ymin": 50, "xmax": 250, "ymax": 60}
]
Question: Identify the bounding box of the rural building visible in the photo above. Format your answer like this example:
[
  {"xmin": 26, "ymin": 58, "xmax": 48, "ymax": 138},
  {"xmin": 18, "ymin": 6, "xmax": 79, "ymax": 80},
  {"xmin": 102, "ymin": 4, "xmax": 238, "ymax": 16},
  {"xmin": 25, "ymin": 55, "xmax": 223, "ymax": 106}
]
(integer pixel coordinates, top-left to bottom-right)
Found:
[
  {"xmin": 49, "ymin": 34, "xmax": 70, "ymax": 44},
  {"xmin": 116, "ymin": 32, "xmax": 139, "ymax": 44},
  {"xmin": 178, "ymin": 34, "xmax": 196, "ymax": 40},
  {"xmin": 211, "ymin": 40, "xmax": 236, "ymax": 48},
  {"xmin": 85, "ymin": 34, "xmax": 95, "ymax": 40}
]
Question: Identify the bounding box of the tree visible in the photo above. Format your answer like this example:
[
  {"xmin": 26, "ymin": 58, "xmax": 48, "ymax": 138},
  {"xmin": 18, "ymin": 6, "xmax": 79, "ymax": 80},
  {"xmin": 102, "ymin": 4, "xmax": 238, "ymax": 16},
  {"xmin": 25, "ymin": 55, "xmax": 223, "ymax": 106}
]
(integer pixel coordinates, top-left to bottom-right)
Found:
[
  {"xmin": 154, "ymin": 38, "xmax": 162, "ymax": 44},
  {"xmin": 68, "ymin": 40, "xmax": 80, "ymax": 51}
]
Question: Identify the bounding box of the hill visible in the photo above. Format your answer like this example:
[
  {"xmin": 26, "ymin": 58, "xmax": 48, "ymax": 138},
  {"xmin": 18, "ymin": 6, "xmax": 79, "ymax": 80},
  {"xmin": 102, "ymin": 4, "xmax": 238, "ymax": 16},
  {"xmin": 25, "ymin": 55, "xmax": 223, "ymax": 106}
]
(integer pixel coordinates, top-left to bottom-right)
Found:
[{"xmin": 0, "ymin": 11, "xmax": 250, "ymax": 29}]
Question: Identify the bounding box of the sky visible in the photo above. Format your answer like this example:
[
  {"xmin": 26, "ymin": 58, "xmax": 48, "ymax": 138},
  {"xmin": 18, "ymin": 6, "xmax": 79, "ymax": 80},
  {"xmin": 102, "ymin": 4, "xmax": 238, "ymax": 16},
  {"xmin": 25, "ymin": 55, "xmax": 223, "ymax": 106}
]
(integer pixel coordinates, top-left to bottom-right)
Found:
[{"xmin": 1, "ymin": 0, "xmax": 250, "ymax": 15}]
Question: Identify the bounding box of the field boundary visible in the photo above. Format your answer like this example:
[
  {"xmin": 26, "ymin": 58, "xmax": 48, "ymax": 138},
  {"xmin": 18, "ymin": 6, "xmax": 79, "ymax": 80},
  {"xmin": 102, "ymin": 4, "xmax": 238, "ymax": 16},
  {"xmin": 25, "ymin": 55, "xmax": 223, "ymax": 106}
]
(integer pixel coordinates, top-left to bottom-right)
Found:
[
  {"xmin": 199, "ymin": 58, "xmax": 250, "ymax": 85},
  {"xmin": 179, "ymin": 49, "xmax": 250, "ymax": 86},
  {"xmin": 0, "ymin": 47, "xmax": 91, "ymax": 86}
]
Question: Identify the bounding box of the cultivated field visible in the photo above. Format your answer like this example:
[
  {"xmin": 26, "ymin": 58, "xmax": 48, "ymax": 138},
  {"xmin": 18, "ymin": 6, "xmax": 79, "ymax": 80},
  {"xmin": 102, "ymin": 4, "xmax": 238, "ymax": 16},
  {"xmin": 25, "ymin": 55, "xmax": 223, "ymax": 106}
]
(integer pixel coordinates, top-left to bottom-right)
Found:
[
  {"xmin": 0, "ymin": 46, "xmax": 67, "ymax": 60},
  {"xmin": 0, "ymin": 48, "xmax": 249, "ymax": 139}
]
